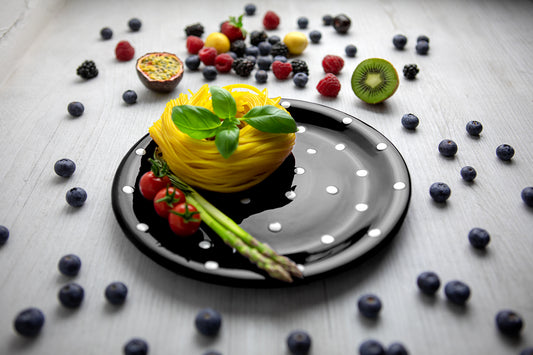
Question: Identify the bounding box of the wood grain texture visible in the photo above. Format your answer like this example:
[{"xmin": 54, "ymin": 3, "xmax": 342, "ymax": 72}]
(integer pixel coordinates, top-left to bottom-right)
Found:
[{"xmin": 1, "ymin": 0, "xmax": 532, "ymax": 354}]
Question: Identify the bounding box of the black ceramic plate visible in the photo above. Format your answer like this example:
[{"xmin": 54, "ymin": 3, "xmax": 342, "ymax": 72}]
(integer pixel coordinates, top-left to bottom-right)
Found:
[{"xmin": 111, "ymin": 99, "xmax": 411, "ymax": 286}]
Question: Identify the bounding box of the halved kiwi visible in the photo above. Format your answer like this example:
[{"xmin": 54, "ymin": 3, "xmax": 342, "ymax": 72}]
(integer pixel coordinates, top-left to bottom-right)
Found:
[{"xmin": 351, "ymin": 58, "xmax": 399, "ymax": 104}]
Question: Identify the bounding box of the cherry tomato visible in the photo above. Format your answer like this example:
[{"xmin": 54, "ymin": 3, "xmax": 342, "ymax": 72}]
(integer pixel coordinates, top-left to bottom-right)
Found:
[
  {"xmin": 139, "ymin": 171, "xmax": 171, "ymax": 200},
  {"xmin": 168, "ymin": 203, "xmax": 201, "ymax": 236},
  {"xmin": 153, "ymin": 186, "xmax": 186, "ymax": 218}
]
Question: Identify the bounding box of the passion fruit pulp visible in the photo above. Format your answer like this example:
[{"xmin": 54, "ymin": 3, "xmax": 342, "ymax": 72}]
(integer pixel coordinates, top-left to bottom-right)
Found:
[{"xmin": 136, "ymin": 52, "xmax": 184, "ymax": 92}]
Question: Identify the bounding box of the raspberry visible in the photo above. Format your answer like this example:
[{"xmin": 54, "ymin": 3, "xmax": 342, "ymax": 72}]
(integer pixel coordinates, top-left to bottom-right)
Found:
[
  {"xmin": 263, "ymin": 11, "xmax": 280, "ymax": 30},
  {"xmin": 316, "ymin": 73, "xmax": 341, "ymax": 97},
  {"xmin": 272, "ymin": 60, "xmax": 292, "ymax": 80},
  {"xmin": 322, "ymin": 55, "xmax": 344, "ymax": 74},
  {"xmin": 186, "ymin": 36, "xmax": 204, "ymax": 54},
  {"xmin": 115, "ymin": 41, "xmax": 135, "ymax": 61},
  {"xmin": 215, "ymin": 53, "xmax": 234, "ymax": 73},
  {"xmin": 198, "ymin": 47, "xmax": 217, "ymax": 65}
]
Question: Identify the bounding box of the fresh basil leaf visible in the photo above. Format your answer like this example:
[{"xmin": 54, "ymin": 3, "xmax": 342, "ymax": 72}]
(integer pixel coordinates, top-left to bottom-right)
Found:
[
  {"xmin": 243, "ymin": 105, "xmax": 297, "ymax": 133},
  {"xmin": 210, "ymin": 86, "xmax": 237, "ymax": 119},
  {"xmin": 172, "ymin": 105, "xmax": 222, "ymax": 139},
  {"xmin": 215, "ymin": 121, "xmax": 240, "ymax": 159}
]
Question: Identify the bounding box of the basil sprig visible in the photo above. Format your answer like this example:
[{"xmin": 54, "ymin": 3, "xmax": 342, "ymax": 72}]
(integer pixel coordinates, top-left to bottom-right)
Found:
[{"xmin": 171, "ymin": 86, "xmax": 296, "ymax": 159}]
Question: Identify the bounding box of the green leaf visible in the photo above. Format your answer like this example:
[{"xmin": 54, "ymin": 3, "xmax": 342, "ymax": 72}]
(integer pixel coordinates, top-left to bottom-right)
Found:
[
  {"xmin": 243, "ymin": 105, "xmax": 297, "ymax": 133},
  {"xmin": 215, "ymin": 120, "xmax": 240, "ymax": 159},
  {"xmin": 210, "ymin": 86, "xmax": 237, "ymax": 119},
  {"xmin": 172, "ymin": 105, "xmax": 222, "ymax": 139}
]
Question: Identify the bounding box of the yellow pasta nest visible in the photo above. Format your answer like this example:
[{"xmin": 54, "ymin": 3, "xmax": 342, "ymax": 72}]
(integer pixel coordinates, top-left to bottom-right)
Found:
[{"xmin": 149, "ymin": 84, "xmax": 296, "ymax": 193}]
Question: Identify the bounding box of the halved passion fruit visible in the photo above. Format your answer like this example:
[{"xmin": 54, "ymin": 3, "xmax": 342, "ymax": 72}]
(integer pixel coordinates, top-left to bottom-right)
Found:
[{"xmin": 136, "ymin": 52, "xmax": 184, "ymax": 92}]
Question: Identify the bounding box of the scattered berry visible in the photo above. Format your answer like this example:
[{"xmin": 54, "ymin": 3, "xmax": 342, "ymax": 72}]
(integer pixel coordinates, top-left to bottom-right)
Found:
[
  {"xmin": 58, "ymin": 282, "xmax": 84, "ymax": 308},
  {"xmin": 124, "ymin": 338, "xmax": 149, "ymax": 355},
  {"xmin": 496, "ymin": 310, "xmax": 524, "ymax": 336},
  {"xmin": 333, "ymin": 14, "xmax": 351, "ymax": 34},
  {"xmin": 287, "ymin": 330, "xmax": 312, "ymax": 355},
  {"xmin": 416, "ymin": 40, "xmax": 429, "ymax": 55},
  {"xmin": 444, "ymin": 280, "xmax": 471, "ymax": 305},
  {"xmin": 202, "ymin": 66, "xmax": 217, "ymax": 80},
  {"xmin": 322, "ymin": 55, "xmax": 344, "ymax": 74},
  {"xmin": 417, "ymin": 271, "xmax": 441, "ymax": 295},
  {"xmin": 258, "ymin": 41, "xmax": 272, "ymax": 55},
  {"xmin": 359, "ymin": 339, "xmax": 386, "ymax": 355},
  {"xmin": 521, "ymin": 187, "xmax": 533, "ymax": 207},
  {"xmin": 274, "ymin": 55, "xmax": 288, "ymax": 63},
  {"xmin": 245, "ymin": 46, "xmax": 260, "ymax": 57},
  {"xmin": 417, "ymin": 35, "xmax": 430, "ymax": 43},
  {"xmin": 297, "ymin": 17, "xmax": 309, "ymax": 29},
  {"xmin": 316, "ymin": 73, "xmax": 341, "ymax": 97},
  {"xmin": 345, "ymin": 44, "xmax": 357, "ymax": 57},
  {"xmin": 293, "ymin": 73, "xmax": 309, "ymax": 88},
  {"xmin": 520, "ymin": 348, "xmax": 533, "ymax": 355},
  {"xmin": 186, "ymin": 35, "xmax": 204, "ymax": 54},
  {"xmin": 268, "ymin": 35, "xmax": 281, "ymax": 45},
  {"xmin": 438, "ymin": 139, "xmax": 458, "ymax": 157},
  {"xmin": 496, "ymin": 144, "xmax": 515, "ymax": 161},
  {"xmin": 291, "ymin": 59, "xmax": 309, "ymax": 75},
  {"xmin": 429, "ymin": 182, "xmax": 451, "ymax": 203},
  {"xmin": 100, "ymin": 27, "xmax": 112, "ymax": 40},
  {"xmin": 309, "ymin": 30, "xmax": 322, "ymax": 44},
  {"xmin": 403, "ymin": 64, "xmax": 419, "ymax": 80},
  {"xmin": 54, "ymin": 158, "xmax": 76, "ymax": 177},
  {"xmin": 214, "ymin": 53, "xmax": 234, "ymax": 73},
  {"xmin": 393, "ymin": 34, "xmax": 407, "ymax": 49},
  {"xmin": 271, "ymin": 42, "xmax": 289, "ymax": 57},
  {"xmin": 0, "ymin": 225, "xmax": 9, "ymax": 245},
  {"xmin": 244, "ymin": 3, "xmax": 256, "ymax": 16},
  {"xmin": 220, "ymin": 16, "xmax": 246, "ymax": 42},
  {"xmin": 250, "ymin": 30, "xmax": 268, "ymax": 46},
  {"xmin": 195, "ymin": 308, "xmax": 222, "ymax": 336},
  {"xmin": 122, "ymin": 90, "xmax": 137, "ymax": 104},
  {"xmin": 460, "ymin": 166, "xmax": 477, "ymax": 182},
  {"xmin": 386, "ymin": 342, "xmax": 409, "ymax": 355},
  {"xmin": 185, "ymin": 55, "xmax": 201, "ymax": 70},
  {"xmin": 401, "ymin": 113, "xmax": 419, "ymax": 130},
  {"xmin": 198, "ymin": 47, "xmax": 218, "ymax": 65},
  {"xmin": 322, "ymin": 15, "xmax": 333, "ymax": 26},
  {"xmin": 66, "ymin": 187, "xmax": 87, "ymax": 207},
  {"xmin": 203, "ymin": 351, "xmax": 222, "ymax": 355},
  {"xmin": 68, "ymin": 101, "xmax": 85, "ymax": 117},
  {"xmin": 115, "ymin": 41, "xmax": 135, "ymax": 61},
  {"xmin": 468, "ymin": 227, "xmax": 490, "ymax": 249},
  {"xmin": 263, "ymin": 11, "xmax": 280, "ymax": 30},
  {"xmin": 185, "ymin": 23, "xmax": 204, "ymax": 37},
  {"xmin": 357, "ymin": 294, "xmax": 382, "ymax": 318},
  {"xmin": 128, "ymin": 18, "xmax": 142, "ymax": 32},
  {"xmin": 13, "ymin": 308, "xmax": 45, "ymax": 337},
  {"xmin": 76, "ymin": 60, "xmax": 98, "ymax": 79},
  {"xmin": 58, "ymin": 254, "xmax": 82, "ymax": 276},
  {"xmin": 230, "ymin": 39, "xmax": 246, "ymax": 57},
  {"xmin": 466, "ymin": 120, "xmax": 483, "ymax": 136},
  {"xmin": 105, "ymin": 281, "xmax": 128, "ymax": 305},
  {"xmin": 272, "ymin": 60, "xmax": 293, "ymax": 80},
  {"xmin": 232, "ymin": 58, "xmax": 255, "ymax": 77},
  {"xmin": 255, "ymin": 70, "xmax": 268, "ymax": 83},
  {"xmin": 257, "ymin": 56, "xmax": 273, "ymax": 70}
]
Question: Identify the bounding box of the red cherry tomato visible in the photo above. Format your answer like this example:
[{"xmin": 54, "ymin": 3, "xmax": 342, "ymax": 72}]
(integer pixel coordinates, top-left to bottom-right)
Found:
[
  {"xmin": 139, "ymin": 171, "xmax": 171, "ymax": 200},
  {"xmin": 168, "ymin": 203, "xmax": 201, "ymax": 236},
  {"xmin": 153, "ymin": 186, "xmax": 186, "ymax": 218}
]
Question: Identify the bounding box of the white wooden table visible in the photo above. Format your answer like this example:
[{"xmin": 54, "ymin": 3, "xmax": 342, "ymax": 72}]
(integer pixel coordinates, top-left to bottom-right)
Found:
[{"xmin": 1, "ymin": 0, "xmax": 532, "ymax": 354}]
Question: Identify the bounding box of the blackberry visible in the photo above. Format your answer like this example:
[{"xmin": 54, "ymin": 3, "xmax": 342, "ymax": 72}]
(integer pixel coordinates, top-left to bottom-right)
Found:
[
  {"xmin": 233, "ymin": 58, "xmax": 255, "ymax": 77},
  {"xmin": 184, "ymin": 23, "xmax": 204, "ymax": 37},
  {"xmin": 250, "ymin": 30, "xmax": 268, "ymax": 46},
  {"xmin": 76, "ymin": 60, "xmax": 98, "ymax": 79},
  {"xmin": 290, "ymin": 59, "xmax": 309, "ymax": 75},
  {"xmin": 230, "ymin": 40, "xmax": 246, "ymax": 57},
  {"xmin": 271, "ymin": 42, "xmax": 289, "ymax": 58},
  {"xmin": 403, "ymin": 64, "xmax": 419, "ymax": 80}
]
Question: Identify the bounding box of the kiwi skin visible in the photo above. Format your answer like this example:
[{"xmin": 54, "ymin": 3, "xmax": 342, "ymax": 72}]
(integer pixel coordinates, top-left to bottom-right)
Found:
[{"xmin": 351, "ymin": 58, "xmax": 399, "ymax": 104}]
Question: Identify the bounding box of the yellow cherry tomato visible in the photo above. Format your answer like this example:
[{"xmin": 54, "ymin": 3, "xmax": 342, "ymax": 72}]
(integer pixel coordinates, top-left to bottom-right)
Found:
[
  {"xmin": 283, "ymin": 31, "xmax": 308, "ymax": 55},
  {"xmin": 204, "ymin": 32, "xmax": 231, "ymax": 54}
]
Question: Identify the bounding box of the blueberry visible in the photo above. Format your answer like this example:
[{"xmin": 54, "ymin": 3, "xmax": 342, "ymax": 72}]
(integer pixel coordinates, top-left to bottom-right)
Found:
[
  {"xmin": 393, "ymin": 34, "xmax": 407, "ymax": 50},
  {"xmin": 128, "ymin": 18, "xmax": 142, "ymax": 32},
  {"xmin": 429, "ymin": 182, "xmax": 451, "ymax": 203},
  {"xmin": 444, "ymin": 280, "xmax": 471, "ymax": 305},
  {"xmin": 67, "ymin": 101, "xmax": 84, "ymax": 117},
  {"xmin": 386, "ymin": 342, "xmax": 409, "ymax": 355},
  {"xmin": 309, "ymin": 30, "xmax": 322, "ymax": 44},
  {"xmin": 54, "ymin": 158, "xmax": 76, "ymax": 177},
  {"xmin": 227, "ymin": 51, "xmax": 238, "ymax": 59},
  {"xmin": 357, "ymin": 294, "xmax": 382, "ymax": 318},
  {"xmin": 257, "ymin": 56, "xmax": 273, "ymax": 70},
  {"xmin": 495, "ymin": 310, "xmax": 524, "ymax": 336},
  {"xmin": 203, "ymin": 351, "xmax": 222, "ymax": 355},
  {"xmin": 195, "ymin": 308, "xmax": 222, "ymax": 336},
  {"xmin": 359, "ymin": 339, "xmax": 386, "ymax": 355},
  {"xmin": 0, "ymin": 225, "xmax": 9, "ymax": 245},
  {"xmin": 105, "ymin": 281, "xmax": 128, "ymax": 305},
  {"xmin": 245, "ymin": 46, "xmax": 260, "ymax": 57},
  {"xmin": 322, "ymin": 15, "xmax": 333, "ymax": 26},
  {"xmin": 124, "ymin": 338, "xmax": 149, "ymax": 355},
  {"xmin": 496, "ymin": 144, "xmax": 515, "ymax": 161},
  {"xmin": 521, "ymin": 187, "xmax": 533, "ymax": 207},
  {"xmin": 66, "ymin": 187, "xmax": 87, "ymax": 207},
  {"xmin": 273, "ymin": 55, "xmax": 287, "ymax": 63},
  {"xmin": 417, "ymin": 271, "xmax": 441, "ymax": 295},
  {"xmin": 401, "ymin": 113, "xmax": 419, "ymax": 130},
  {"xmin": 100, "ymin": 27, "xmax": 113, "ymax": 40},
  {"xmin": 258, "ymin": 42, "xmax": 272, "ymax": 55},
  {"xmin": 185, "ymin": 55, "xmax": 201, "ymax": 71},
  {"xmin": 245, "ymin": 55, "xmax": 257, "ymax": 65},
  {"xmin": 268, "ymin": 35, "xmax": 281, "ymax": 45},
  {"xmin": 13, "ymin": 307, "xmax": 45, "ymax": 337},
  {"xmin": 293, "ymin": 73, "xmax": 308, "ymax": 88},
  {"xmin": 345, "ymin": 44, "xmax": 357, "ymax": 57},
  {"xmin": 417, "ymin": 35, "xmax": 430, "ymax": 43},
  {"xmin": 468, "ymin": 227, "xmax": 490, "ymax": 249},
  {"xmin": 122, "ymin": 90, "xmax": 137, "ymax": 104},
  {"xmin": 58, "ymin": 282, "xmax": 84, "ymax": 308},
  {"xmin": 202, "ymin": 66, "xmax": 218, "ymax": 80},
  {"xmin": 58, "ymin": 254, "xmax": 82, "ymax": 276},
  {"xmin": 438, "ymin": 139, "xmax": 458, "ymax": 157},
  {"xmin": 297, "ymin": 17, "xmax": 309, "ymax": 29},
  {"xmin": 520, "ymin": 348, "xmax": 533, "ymax": 355},
  {"xmin": 416, "ymin": 40, "xmax": 429, "ymax": 55},
  {"xmin": 466, "ymin": 120, "xmax": 483, "ymax": 136},
  {"xmin": 460, "ymin": 166, "xmax": 477, "ymax": 182},
  {"xmin": 287, "ymin": 330, "xmax": 312, "ymax": 355},
  {"xmin": 244, "ymin": 3, "xmax": 256, "ymax": 16},
  {"xmin": 255, "ymin": 70, "xmax": 268, "ymax": 83}
]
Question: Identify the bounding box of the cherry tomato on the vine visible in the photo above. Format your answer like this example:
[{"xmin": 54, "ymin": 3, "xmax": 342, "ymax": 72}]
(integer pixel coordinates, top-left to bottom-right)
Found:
[
  {"xmin": 168, "ymin": 203, "xmax": 201, "ymax": 237},
  {"xmin": 139, "ymin": 171, "xmax": 171, "ymax": 200},
  {"xmin": 153, "ymin": 186, "xmax": 186, "ymax": 218}
]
